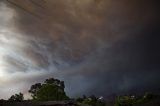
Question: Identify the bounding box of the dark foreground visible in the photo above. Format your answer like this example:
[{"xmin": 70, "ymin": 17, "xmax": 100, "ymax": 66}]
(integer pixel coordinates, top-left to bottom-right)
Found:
[
  {"xmin": 0, "ymin": 101, "xmax": 90, "ymax": 106},
  {"xmin": 1, "ymin": 95, "xmax": 160, "ymax": 106},
  {"xmin": 1, "ymin": 99, "xmax": 160, "ymax": 106}
]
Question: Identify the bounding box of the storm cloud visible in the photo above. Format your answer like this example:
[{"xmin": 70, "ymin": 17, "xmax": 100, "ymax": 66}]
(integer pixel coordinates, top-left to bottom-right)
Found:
[{"xmin": 0, "ymin": 0, "xmax": 160, "ymax": 99}]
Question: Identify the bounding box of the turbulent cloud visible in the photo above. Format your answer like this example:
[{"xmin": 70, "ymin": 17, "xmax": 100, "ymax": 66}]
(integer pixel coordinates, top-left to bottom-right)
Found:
[{"xmin": 0, "ymin": 0, "xmax": 159, "ymax": 99}]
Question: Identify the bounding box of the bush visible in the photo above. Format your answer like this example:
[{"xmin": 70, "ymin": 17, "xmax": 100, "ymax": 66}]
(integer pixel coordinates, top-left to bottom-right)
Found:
[{"xmin": 8, "ymin": 92, "xmax": 24, "ymax": 102}]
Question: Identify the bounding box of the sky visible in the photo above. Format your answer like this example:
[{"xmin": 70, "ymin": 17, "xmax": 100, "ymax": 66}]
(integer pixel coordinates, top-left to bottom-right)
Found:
[{"xmin": 0, "ymin": 0, "xmax": 160, "ymax": 99}]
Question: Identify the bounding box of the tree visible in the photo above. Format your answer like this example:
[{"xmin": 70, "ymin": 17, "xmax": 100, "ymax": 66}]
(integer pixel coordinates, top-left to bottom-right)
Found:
[
  {"xmin": 76, "ymin": 95, "xmax": 106, "ymax": 106},
  {"xmin": 144, "ymin": 92, "xmax": 153, "ymax": 100},
  {"xmin": 28, "ymin": 83, "xmax": 42, "ymax": 99},
  {"xmin": 8, "ymin": 92, "xmax": 24, "ymax": 102},
  {"xmin": 0, "ymin": 99, "xmax": 5, "ymax": 103},
  {"xmin": 28, "ymin": 78, "xmax": 69, "ymax": 101}
]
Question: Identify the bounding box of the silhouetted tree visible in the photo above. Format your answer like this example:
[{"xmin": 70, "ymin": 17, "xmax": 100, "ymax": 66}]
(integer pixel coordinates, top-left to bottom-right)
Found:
[
  {"xmin": 76, "ymin": 95, "xmax": 106, "ymax": 106},
  {"xmin": 29, "ymin": 78, "xmax": 69, "ymax": 101},
  {"xmin": 8, "ymin": 92, "xmax": 24, "ymax": 102},
  {"xmin": 28, "ymin": 83, "xmax": 42, "ymax": 99},
  {"xmin": 0, "ymin": 99, "xmax": 5, "ymax": 103}
]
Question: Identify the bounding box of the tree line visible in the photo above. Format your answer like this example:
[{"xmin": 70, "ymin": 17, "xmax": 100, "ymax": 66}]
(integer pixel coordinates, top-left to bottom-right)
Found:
[
  {"xmin": 0, "ymin": 77, "xmax": 106, "ymax": 106},
  {"xmin": 0, "ymin": 77, "xmax": 158, "ymax": 106}
]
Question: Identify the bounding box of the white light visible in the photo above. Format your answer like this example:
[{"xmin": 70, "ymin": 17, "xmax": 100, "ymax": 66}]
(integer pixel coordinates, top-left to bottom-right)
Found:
[{"xmin": 0, "ymin": 66, "xmax": 7, "ymax": 78}]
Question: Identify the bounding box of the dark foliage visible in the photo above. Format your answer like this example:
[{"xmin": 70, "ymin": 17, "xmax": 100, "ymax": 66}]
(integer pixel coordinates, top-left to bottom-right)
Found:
[
  {"xmin": 8, "ymin": 92, "xmax": 24, "ymax": 102},
  {"xmin": 28, "ymin": 78, "xmax": 69, "ymax": 101}
]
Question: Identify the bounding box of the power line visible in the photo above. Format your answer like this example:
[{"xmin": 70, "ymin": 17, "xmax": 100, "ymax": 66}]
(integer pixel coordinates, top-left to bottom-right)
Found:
[
  {"xmin": 30, "ymin": 0, "xmax": 45, "ymax": 9},
  {"xmin": 6, "ymin": 0, "xmax": 42, "ymax": 19}
]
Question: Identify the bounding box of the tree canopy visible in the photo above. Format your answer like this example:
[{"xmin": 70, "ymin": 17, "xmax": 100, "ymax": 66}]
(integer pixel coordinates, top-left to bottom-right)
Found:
[
  {"xmin": 76, "ymin": 95, "xmax": 106, "ymax": 106},
  {"xmin": 28, "ymin": 78, "xmax": 69, "ymax": 101},
  {"xmin": 8, "ymin": 92, "xmax": 24, "ymax": 102}
]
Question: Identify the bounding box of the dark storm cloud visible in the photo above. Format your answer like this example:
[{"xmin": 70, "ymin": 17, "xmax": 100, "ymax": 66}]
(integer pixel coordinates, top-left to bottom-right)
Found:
[{"xmin": 0, "ymin": 0, "xmax": 160, "ymax": 99}]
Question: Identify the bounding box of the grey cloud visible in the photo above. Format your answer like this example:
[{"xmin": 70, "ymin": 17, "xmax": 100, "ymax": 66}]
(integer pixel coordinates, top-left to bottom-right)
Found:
[{"xmin": 0, "ymin": 0, "xmax": 159, "ymax": 99}]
